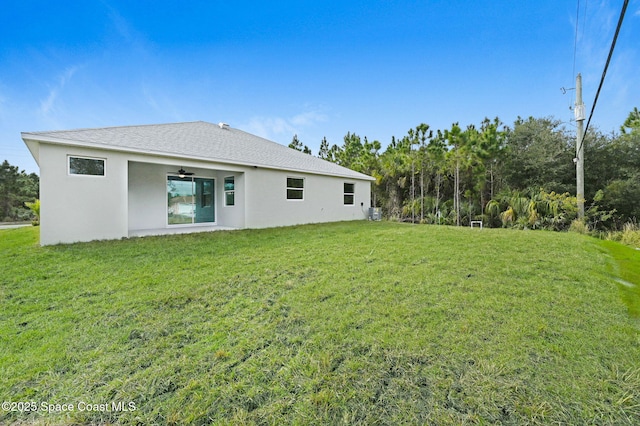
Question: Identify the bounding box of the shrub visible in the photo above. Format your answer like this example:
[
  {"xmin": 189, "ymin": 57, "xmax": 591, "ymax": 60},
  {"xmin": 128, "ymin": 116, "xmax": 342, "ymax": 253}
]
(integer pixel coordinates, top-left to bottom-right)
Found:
[
  {"xmin": 486, "ymin": 189, "xmax": 578, "ymax": 231},
  {"xmin": 620, "ymin": 222, "xmax": 640, "ymax": 248},
  {"xmin": 25, "ymin": 199, "xmax": 40, "ymax": 226},
  {"xmin": 569, "ymin": 219, "xmax": 589, "ymax": 234}
]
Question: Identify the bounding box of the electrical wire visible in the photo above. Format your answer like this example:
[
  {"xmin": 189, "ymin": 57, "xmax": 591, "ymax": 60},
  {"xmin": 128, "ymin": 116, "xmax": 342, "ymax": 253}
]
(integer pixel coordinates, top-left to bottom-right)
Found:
[
  {"xmin": 582, "ymin": 0, "xmax": 588, "ymax": 41},
  {"xmin": 571, "ymin": 0, "xmax": 580, "ymax": 100},
  {"xmin": 570, "ymin": 0, "xmax": 588, "ymax": 118},
  {"xmin": 578, "ymin": 0, "xmax": 629, "ymax": 153}
]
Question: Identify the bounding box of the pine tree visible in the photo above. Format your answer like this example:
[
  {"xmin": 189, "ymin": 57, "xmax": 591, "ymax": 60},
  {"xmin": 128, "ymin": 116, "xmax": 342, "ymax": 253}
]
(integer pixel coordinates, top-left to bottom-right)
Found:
[
  {"xmin": 288, "ymin": 134, "xmax": 303, "ymax": 151},
  {"xmin": 318, "ymin": 137, "xmax": 330, "ymax": 160}
]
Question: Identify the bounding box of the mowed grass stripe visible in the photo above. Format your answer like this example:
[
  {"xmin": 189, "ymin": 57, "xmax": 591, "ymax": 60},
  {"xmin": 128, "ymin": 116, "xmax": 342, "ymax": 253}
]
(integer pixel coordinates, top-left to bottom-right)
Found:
[{"xmin": 1, "ymin": 222, "xmax": 638, "ymax": 425}]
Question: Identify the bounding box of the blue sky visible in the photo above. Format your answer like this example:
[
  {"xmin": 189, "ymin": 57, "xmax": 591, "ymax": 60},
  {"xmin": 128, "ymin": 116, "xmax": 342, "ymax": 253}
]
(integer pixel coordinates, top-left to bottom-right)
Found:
[{"xmin": 2, "ymin": 1, "xmax": 639, "ymax": 174}]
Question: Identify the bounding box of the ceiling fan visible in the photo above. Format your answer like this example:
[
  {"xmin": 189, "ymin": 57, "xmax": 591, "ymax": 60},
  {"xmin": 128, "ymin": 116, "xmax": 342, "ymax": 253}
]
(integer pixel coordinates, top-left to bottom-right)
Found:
[{"xmin": 177, "ymin": 168, "xmax": 194, "ymax": 178}]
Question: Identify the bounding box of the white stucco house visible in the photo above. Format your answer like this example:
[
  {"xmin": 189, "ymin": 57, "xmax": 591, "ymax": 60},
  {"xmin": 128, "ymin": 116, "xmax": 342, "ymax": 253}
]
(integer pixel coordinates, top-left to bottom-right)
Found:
[{"xmin": 21, "ymin": 121, "xmax": 374, "ymax": 245}]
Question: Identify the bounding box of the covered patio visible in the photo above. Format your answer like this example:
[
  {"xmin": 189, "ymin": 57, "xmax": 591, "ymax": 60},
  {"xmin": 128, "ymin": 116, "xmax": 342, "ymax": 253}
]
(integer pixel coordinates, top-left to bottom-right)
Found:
[{"xmin": 127, "ymin": 160, "xmax": 245, "ymax": 237}]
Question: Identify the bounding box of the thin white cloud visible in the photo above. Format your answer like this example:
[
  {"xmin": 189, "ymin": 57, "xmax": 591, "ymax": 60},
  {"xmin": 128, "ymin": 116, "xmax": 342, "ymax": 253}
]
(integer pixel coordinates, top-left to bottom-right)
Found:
[
  {"xmin": 243, "ymin": 108, "xmax": 329, "ymax": 142},
  {"xmin": 245, "ymin": 116, "xmax": 296, "ymax": 140},
  {"xmin": 141, "ymin": 85, "xmax": 185, "ymax": 123},
  {"xmin": 290, "ymin": 111, "xmax": 328, "ymax": 127},
  {"xmin": 0, "ymin": 90, "xmax": 6, "ymax": 122},
  {"xmin": 103, "ymin": 1, "xmax": 153, "ymax": 59},
  {"xmin": 142, "ymin": 86, "xmax": 161, "ymax": 113},
  {"xmin": 108, "ymin": 7, "xmax": 133, "ymax": 41},
  {"xmin": 39, "ymin": 89, "xmax": 59, "ymax": 117},
  {"xmin": 38, "ymin": 65, "xmax": 80, "ymax": 117}
]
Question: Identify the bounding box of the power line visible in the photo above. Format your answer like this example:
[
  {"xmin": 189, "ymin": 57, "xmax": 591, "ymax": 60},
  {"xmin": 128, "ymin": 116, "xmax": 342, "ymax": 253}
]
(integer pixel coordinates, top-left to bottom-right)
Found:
[
  {"xmin": 568, "ymin": 0, "xmax": 581, "ymax": 114},
  {"xmin": 582, "ymin": 0, "xmax": 588, "ymax": 41},
  {"xmin": 571, "ymin": 0, "xmax": 580, "ymax": 91},
  {"xmin": 569, "ymin": 0, "xmax": 589, "ymax": 117},
  {"xmin": 578, "ymin": 0, "xmax": 629, "ymax": 153}
]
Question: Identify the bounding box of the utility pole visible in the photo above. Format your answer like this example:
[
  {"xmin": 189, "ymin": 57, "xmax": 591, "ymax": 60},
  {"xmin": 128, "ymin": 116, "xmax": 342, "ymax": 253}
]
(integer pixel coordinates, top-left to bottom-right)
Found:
[
  {"xmin": 575, "ymin": 73, "xmax": 585, "ymax": 220},
  {"xmin": 410, "ymin": 142, "xmax": 415, "ymax": 224}
]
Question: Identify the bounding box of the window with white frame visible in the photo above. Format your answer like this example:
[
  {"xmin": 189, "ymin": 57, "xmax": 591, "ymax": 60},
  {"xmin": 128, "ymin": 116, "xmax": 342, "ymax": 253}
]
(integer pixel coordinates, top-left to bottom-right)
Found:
[
  {"xmin": 224, "ymin": 176, "xmax": 235, "ymax": 206},
  {"xmin": 286, "ymin": 177, "xmax": 304, "ymax": 200},
  {"xmin": 68, "ymin": 156, "xmax": 105, "ymax": 176},
  {"xmin": 344, "ymin": 182, "xmax": 355, "ymax": 205}
]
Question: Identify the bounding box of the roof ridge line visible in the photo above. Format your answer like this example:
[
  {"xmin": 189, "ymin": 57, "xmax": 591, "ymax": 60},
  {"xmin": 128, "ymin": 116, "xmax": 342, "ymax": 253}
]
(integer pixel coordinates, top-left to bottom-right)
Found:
[{"xmin": 23, "ymin": 120, "xmax": 210, "ymax": 135}]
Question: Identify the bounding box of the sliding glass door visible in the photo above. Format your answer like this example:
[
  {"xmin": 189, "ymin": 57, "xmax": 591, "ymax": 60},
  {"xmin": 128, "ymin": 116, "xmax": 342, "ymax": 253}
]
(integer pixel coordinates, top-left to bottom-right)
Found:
[
  {"xmin": 167, "ymin": 176, "xmax": 215, "ymax": 225},
  {"xmin": 194, "ymin": 178, "xmax": 214, "ymax": 223}
]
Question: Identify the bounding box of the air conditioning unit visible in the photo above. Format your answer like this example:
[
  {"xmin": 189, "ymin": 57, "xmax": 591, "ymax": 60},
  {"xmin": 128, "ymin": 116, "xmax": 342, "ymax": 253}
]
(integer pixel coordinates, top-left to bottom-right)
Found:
[{"xmin": 368, "ymin": 207, "xmax": 382, "ymax": 221}]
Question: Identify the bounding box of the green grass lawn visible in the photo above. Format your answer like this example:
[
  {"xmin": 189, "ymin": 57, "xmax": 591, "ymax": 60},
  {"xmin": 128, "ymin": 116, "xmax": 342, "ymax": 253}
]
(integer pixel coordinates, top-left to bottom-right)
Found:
[{"xmin": 1, "ymin": 222, "xmax": 639, "ymax": 425}]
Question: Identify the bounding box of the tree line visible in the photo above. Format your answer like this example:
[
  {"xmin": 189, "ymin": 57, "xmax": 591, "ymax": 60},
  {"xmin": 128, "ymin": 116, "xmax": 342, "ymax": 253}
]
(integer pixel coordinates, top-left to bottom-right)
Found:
[
  {"xmin": 0, "ymin": 160, "xmax": 39, "ymax": 222},
  {"xmin": 3, "ymin": 108, "xmax": 638, "ymax": 229},
  {"xmin": 290, "ymin": 108, "xmax": 640, "ymax": 231}
]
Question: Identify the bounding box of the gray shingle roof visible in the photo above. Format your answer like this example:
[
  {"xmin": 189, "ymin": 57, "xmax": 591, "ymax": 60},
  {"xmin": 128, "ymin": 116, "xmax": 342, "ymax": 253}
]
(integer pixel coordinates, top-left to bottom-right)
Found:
[{"xmin": 22, "ymin": 121, "xmax": 374, "ymax": 180}]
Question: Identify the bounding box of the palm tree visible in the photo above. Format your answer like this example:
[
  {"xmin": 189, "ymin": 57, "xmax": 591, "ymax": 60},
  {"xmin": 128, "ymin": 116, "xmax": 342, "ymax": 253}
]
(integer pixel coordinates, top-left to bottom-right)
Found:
[{"xmin": 621, "ymin": 107, "xmax": 640, "ymax": 134}]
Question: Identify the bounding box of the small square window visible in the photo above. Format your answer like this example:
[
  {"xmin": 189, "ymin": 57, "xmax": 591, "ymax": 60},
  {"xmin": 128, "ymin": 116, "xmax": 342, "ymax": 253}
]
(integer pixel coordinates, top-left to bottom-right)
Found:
[{"xmin": 287, "ymin": 177, "xmax": 304, "ymax": 200}]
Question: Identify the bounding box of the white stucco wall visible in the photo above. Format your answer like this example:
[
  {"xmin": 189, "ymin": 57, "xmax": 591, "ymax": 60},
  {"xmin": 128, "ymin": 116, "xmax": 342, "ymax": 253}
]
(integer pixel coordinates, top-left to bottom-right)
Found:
[
  {"xmin": 244, "ymin": 168, "xmax": 371, "ymax": 229},
  {"xmin": 128, "ymin": 162, "xmax": 171, "ymax": 231},
  {"xmin": 215, "ymin": 170, "xmax": 245, "ymax": 229},
  {"xmin": 38, "ymin": 144, "xmax": 128, "ymax": 245}
]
